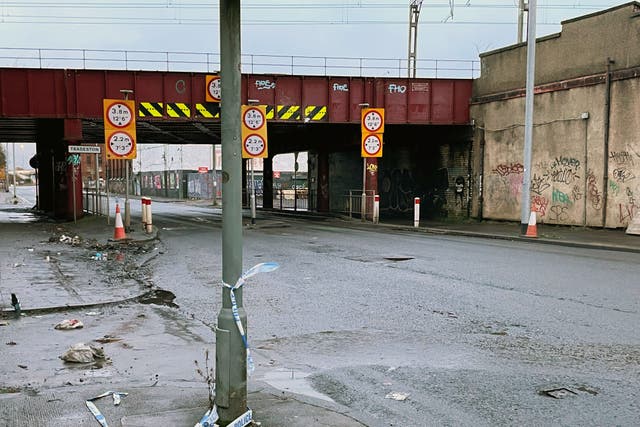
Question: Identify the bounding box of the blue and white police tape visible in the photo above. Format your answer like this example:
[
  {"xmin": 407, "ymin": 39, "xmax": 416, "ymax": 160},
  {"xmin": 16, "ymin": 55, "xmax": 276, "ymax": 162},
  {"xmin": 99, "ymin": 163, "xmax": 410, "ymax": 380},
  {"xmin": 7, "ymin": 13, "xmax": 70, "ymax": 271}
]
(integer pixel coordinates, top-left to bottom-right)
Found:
[
  {"xmin": 195, "ymin": 406, "xmax": 252, "ymax": 427},
  {"xmin": 195, "ymin": 405, "xmax": 218, "ymax": 427},
  {"xmin": 221, "ymin": 262, "xmax": 279, "ymax": 376},
  {"xmin": 85, "ymin": 391, "xmax": 128, "ymax": 427}
]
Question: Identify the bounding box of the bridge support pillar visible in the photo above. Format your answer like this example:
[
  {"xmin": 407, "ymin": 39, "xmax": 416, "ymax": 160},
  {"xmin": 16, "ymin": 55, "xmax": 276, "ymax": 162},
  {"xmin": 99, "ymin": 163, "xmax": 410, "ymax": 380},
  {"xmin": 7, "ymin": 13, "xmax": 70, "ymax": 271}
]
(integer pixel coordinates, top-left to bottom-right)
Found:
[
  {"xmin": 35, "ymin": 119, "xmax": 84, "ymax": 221},
  {"xmin": 364, "ymin": 157, "xmax": 378, "ymax": 219},
  {"xmin": 317, "ymin": 151, "xmax": 330, "ymax": 213},
  {"xmin": 262, "ymin": 157, "xmax": 273, "ymax": 209}
]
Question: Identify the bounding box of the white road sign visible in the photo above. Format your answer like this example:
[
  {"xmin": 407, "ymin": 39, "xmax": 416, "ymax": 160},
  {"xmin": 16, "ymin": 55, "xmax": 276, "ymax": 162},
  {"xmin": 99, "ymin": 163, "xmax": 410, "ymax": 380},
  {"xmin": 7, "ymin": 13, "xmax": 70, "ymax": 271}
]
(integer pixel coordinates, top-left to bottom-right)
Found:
[
  {"xmin": 107, "ymin": 131, "xmax": 135, "ymax": 157},
  {"xmin": 363, "ymin": 134, "xmax": 382, "ymax": 156},
  {"xmin": 243, "ymin": 134, "xmax": 266, "ymax": 156},
  {"xmin": 208, "ymin": 77, "xmax": 221, "ymax": 101},
  {"xmin": 362, "ymin": 110, "xmax": 383, "ymax": 133},
  {"xmin": 106, "ymin": 102, "xmax": 134, "ymax": 128},
  {"xmin": 243, "ymin": 107, "xmax": 266, "ymax": 130},
  {"xmin": 69, "ymin": 145, "xmax": 101, "ymax": 154}
]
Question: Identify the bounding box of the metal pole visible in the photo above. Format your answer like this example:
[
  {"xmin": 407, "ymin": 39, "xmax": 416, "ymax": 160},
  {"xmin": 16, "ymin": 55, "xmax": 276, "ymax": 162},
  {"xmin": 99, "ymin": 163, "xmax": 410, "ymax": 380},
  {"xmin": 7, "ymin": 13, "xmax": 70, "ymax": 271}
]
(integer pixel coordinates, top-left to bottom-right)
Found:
[
  {"xmin": 106, "ymin": 156, "xmax": 110, "ymax": 225},
  {"xmin": 250, "ymin": 159, "xmax": 256, "ymax": 224},
  {"xmin": 124, "ymin": 160, "xmax": 131, "ymax": 230},
  {"xmin": 12, "ymin": 143, "xmax": 17, "ymax": 203},
  {"xmin": 517, "ymin": 0, "xmax": 525, "ymax": 43},
  {"xmin": 95, "ymin": 152, "xmax": 100, "ymax": 215},
  {"xmin": 72, "ymin": 164, "xmax": 77, "ymax": 223},
  {"xmin": 216, "ymin": 0, "xmax": 246, "ymax": 424},
  {"xmin": 294, "ymin": 152, "xmax": 298, "ymax": 212},
  {"xmin": 520, "ymin": 0, "xmax": 537, "ymax": 235},
  {"xmin": 361, "ymin": 157, "xmax": 366, "ymax": 221},
  {"xmin": 120, "ymin": 90, "xmax": 133, "ymax": 228},
  {"xmin": 212, "ymin": 144, "xmax": 218, "ymax": 206}
]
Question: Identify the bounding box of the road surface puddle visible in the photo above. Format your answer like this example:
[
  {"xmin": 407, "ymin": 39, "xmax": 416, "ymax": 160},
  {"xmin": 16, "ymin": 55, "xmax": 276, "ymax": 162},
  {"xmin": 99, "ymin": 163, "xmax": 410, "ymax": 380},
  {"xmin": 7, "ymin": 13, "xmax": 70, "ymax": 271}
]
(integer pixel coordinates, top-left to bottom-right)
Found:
[{"xmin": 262, "ymin": 369, "xmax": 335, "ymax": 403}]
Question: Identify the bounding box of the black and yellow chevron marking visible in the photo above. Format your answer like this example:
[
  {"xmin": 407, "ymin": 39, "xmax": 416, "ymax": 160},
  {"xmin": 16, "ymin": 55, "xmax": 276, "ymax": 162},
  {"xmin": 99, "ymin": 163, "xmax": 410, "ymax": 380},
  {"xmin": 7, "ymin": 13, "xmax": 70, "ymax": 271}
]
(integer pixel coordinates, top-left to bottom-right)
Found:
[
  {"xmin": 138, "ymin": 102, "xmax": 163, "ymax": 117},
  {"xmin": 277, "ymin": 105, "xmax": 300, "ymax": 120},
  {"xmin": 195, "ymin": 103, "xmax": 221, "ymax": 119},
  {"xmin": 265, "ymin": 105, "xmax": 275, "ymax": 120},
  {"xmin": 304, "ymin": 105, "xmax": 327, "ymax": 121},
  {"xmin": 166, "ymin": 103, "xmax": 191, "ymax": 118}
]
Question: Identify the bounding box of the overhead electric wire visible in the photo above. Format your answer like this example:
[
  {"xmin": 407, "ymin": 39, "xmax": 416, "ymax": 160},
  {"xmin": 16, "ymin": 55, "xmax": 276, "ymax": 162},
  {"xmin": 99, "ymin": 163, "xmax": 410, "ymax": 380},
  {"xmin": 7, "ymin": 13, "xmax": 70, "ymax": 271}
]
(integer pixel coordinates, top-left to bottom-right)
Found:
[
  {"xmin": 0, "ymin": 1, "xmax": 617, "ymax": 10},
  {"xmin": 0, "ymin": 1, "xmax": 619, "ymax": 26},
  {"xmin": 0, "ymin": 16, "xmax": 563, "ymax": 26}
]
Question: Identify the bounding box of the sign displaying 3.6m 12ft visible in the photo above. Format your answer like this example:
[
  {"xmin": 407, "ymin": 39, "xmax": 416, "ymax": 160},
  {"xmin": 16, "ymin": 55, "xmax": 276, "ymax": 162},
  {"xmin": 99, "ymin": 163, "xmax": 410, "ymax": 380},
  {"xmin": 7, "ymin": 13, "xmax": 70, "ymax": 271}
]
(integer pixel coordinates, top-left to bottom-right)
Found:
[
  {"xmin": 103, "ymin": 99, "xmax": 137, "ymax": 160},
  {"xmin": 241, "ymin": 105, "xmax": 268, "ymax": 159},
  {"xmin": 361, "ymin": 107, "xmax": 384, "ymax": 158}
]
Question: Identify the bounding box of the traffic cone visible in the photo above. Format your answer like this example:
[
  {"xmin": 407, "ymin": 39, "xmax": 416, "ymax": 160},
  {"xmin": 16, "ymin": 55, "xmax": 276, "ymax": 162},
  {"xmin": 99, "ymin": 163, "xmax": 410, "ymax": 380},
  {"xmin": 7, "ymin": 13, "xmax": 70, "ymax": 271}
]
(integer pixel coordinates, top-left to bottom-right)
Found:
[
  {"xmin": 113, "ymin": 203, "xmax": 127, "ymax": 240},
  {"xmin": 525, "ymin": 207, "xmax": 537, "ymax": 238}
]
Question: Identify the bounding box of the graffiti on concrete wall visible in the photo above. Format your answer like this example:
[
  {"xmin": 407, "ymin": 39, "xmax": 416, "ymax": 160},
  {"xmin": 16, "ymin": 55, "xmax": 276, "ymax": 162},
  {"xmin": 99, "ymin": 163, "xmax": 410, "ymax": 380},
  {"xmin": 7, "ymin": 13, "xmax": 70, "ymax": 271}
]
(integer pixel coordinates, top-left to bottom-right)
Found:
[
  {"xmin": 587, "ymin": 170, "xmax": 603, "ymax": 210},
  {"xmin": 552, "ymin": 188, "xmax": 572, "ymax": 205},
  {"xmin": 492, "ymin": 162, "xmax": 523, "ymax": 176},
  {"xmin": 549, "ymin": 205, "xmax": 570, "ymax": 222},
  {"xmin": 609, "ymin": 151, "xmax": 638, "ymax": 224},
  {"xmin": 610, "ymin": 150, "xmax": 634, "ymax": 166},
  {"xmin": 531, "ymin": 195, "xmax": 549, "ymax": 217},
  {"xmin": 548, "ymin": 156, "xmax": 581, "ymax": 185},
  {"xmin": 380, "ymin": 169, "xmax": 415, "ymax": 212},
  {"xmin": 613, "ymin": 168, "xmax": 635, "ymax": 183},
  {"xmin": 531, "ymin": 173, "xmax": 551, "ymax": 195}
]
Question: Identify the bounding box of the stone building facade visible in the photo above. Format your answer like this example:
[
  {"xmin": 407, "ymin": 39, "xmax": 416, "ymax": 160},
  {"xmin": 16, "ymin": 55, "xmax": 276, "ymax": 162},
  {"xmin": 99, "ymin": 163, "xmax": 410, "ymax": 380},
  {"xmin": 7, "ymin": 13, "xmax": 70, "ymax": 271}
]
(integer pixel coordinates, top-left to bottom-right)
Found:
[{"xmin": 470, "ymin": 2, "xmax": 640, "ymax": 227}]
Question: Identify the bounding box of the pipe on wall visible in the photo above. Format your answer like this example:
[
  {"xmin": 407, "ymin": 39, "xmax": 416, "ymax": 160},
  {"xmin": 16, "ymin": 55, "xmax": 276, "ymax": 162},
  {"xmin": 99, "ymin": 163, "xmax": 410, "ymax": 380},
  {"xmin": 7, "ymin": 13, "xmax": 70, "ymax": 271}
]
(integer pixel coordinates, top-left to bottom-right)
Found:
[
  {"xmin": 478, "ymin": 126, "xmax": 485, "ymax": 220},
  {"xmin": 602, "ymin": 57, "xmax": 615, "ymax": 228}
]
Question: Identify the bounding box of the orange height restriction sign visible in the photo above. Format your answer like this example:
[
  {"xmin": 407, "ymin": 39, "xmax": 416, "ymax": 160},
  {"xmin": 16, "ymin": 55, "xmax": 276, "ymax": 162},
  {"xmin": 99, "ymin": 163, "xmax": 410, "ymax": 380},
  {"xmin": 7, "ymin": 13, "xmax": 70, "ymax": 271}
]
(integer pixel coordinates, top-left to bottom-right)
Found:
[{"xmin": 103, "ymin": 99, "xmax": 137, "ymax": 160}]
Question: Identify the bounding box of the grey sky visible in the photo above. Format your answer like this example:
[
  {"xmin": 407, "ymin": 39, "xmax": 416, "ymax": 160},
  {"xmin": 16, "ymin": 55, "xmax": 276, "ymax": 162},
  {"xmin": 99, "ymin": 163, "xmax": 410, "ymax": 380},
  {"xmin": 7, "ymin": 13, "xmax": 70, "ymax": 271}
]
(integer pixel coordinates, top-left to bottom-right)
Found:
[
  {"xmin": 0, "ymin": 1, "xmax": 627, "ymax": 168},
  {"xmin": 0, "ymin": 1, "xmax": 626, "ymax": 73}
]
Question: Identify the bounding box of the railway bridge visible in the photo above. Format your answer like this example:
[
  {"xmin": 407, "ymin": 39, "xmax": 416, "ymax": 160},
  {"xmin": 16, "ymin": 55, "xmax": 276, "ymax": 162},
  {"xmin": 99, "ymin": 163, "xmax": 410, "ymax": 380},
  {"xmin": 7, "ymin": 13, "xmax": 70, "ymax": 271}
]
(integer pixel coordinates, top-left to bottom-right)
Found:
[{"xmin": 0, "ymin": 67, "xmax": 472, "ymax": 219}]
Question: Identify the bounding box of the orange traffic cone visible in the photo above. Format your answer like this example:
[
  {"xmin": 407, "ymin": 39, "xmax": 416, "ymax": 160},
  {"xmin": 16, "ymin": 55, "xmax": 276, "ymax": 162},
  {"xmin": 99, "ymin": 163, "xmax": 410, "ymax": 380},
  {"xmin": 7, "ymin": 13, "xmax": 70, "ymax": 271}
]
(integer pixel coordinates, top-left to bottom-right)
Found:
[
  {"xmin": 525, "ymin": 207, "xmax": 537, "ymax": 238},
  {"xmin": 113, "ymin": 203, "xmax": 127, "ymax": 240}
]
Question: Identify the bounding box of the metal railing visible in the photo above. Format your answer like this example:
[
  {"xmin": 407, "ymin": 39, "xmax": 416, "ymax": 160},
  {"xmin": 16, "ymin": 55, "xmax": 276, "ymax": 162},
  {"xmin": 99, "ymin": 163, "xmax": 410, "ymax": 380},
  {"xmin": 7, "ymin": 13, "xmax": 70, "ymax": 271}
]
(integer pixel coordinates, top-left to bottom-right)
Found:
[
  {"xmin": 83, "ymin": 189, "xmax": 109, "ymax": 216},
  {"xmin": 344, "ymin": 190, "xmax": 375, "ymax": 220},
  {"xmin": 273, "ymin": 188, "xmax": 312, "ymax": 211},
  {"xmin": 0, "ymin": 47, "xmax": 480, "ymax": 78}
]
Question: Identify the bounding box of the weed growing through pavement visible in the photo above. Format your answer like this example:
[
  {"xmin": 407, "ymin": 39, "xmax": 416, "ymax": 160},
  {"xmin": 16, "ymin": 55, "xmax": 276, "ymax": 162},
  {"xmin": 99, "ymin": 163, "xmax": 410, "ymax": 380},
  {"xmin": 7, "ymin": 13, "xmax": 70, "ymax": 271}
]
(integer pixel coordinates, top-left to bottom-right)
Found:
[{"xmin": 195, "ymin": 349, "xmax": 215, "ymax": 408}]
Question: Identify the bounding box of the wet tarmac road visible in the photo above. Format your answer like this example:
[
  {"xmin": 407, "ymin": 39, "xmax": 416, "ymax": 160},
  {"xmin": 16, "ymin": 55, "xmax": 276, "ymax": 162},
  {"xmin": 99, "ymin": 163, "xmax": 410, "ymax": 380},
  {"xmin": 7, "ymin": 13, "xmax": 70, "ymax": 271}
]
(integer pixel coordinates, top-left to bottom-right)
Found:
[
  {"xmin": 148, "ymin": 204, "xmax": 640, "ymax": 426},
  {"xmin": 1, "ymin": 193, "xmax": 639, "ymax": 426}
]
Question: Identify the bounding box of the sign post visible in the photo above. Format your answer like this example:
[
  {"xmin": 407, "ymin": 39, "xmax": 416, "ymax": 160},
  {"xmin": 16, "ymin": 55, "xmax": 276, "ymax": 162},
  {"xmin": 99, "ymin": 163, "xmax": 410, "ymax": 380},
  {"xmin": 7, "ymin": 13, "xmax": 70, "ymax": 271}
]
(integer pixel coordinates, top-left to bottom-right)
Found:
[
  {"xmin": 103, "ymin": 97, "xmax": 136, "ymax": 229},
  {"xmin": 361, "ymin": 107, "xmax": 385, "ymax": 221},
  {"xmin": 241, "ymin": 105, "xmax": 268, "ymax": 225},
  {"xmin": 69, "ymin": 146, "xmax": 102, "ymax": 215}
]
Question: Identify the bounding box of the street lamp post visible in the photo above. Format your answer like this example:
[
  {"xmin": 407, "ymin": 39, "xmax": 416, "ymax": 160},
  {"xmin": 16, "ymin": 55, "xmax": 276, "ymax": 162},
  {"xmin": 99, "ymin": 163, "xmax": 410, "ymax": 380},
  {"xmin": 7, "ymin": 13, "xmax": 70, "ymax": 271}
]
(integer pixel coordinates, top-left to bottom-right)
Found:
[
  {"xmin": 520, "ymin": 0, "xmax": 537, "ymax": 234},
  {"xmin": 216, "ymin": 0, "xmax": 246, "ymax": 425}
]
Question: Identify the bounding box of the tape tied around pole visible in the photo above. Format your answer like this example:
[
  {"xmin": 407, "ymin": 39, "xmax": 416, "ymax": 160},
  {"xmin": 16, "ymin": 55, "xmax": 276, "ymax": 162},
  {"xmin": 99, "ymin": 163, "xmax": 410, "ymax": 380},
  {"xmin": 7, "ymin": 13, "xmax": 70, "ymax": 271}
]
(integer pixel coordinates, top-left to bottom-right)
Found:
[{"xmin": 220, "ymin": 262, "xmax": 279, "ymax": 376}]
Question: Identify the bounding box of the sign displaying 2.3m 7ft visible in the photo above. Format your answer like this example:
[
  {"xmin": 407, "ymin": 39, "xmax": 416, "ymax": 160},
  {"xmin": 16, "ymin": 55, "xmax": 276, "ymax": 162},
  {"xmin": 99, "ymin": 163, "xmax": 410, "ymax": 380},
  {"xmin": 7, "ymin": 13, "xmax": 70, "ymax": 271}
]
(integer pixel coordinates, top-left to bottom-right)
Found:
[{"xmin": 103, "ymin": 99, "xmax": 137, "ymax": 160}]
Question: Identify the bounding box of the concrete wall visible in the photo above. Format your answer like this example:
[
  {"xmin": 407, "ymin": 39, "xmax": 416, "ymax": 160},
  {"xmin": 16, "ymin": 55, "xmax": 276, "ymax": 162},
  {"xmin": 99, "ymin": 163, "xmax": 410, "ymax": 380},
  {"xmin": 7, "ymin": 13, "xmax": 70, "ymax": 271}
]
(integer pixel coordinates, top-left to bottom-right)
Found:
[
  {"xmin": 475, "ymin": 3, "xmax": 640, "ymax": 96},
  {"xmin": 471, "ymin": 75, "xmax": 640, "ymax": 227},
  {"xmin": 471, "ymin": 3, "xmax": 640, "ymax": 228}
]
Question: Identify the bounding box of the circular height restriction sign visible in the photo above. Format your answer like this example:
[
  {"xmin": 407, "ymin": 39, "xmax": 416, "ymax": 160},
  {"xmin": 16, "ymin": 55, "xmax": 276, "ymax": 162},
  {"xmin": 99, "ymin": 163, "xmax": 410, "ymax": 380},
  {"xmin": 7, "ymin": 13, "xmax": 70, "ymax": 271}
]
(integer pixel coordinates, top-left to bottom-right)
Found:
[
  {"xmin": 362, "ymin": 134, "xmax": 383, "ymax": 157},
  {"xmin": 106, "ymin": 102, "xmax": 134, "ymax": 128},
  {"xmin": 107, "ymin": 131, "xmax": 135, "ymax": 157},
  {"xmin": 243, "ymin": 107, "xmax": 266, "ymax": 131},
  {"xmin": 243, "ymin": 134, "xmax": 267, "ymax": 158},
  {"xmin": 362, "ymin": 108, "xmax": 384, "ymax": 133},
  {"xmin": 206, "ymin": 75, "xmax": 221, "ymax": 102}
]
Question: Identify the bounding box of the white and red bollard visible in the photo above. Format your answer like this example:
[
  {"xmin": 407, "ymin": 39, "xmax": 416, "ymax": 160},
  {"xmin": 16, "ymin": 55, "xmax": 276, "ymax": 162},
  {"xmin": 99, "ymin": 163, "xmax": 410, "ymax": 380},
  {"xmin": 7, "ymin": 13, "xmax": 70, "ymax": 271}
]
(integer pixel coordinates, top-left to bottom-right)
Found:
[
  {"xmin": 141, "ymin": 197, "xmax": 148, "ymax": 229},
  {"xmin": 414, "ymin": 197, "xmax": 420, "ymax": 228},
  {"xmin": 373, "ymin": 194, "xmax": 380, "ymax": 224},
  {"xmin": 141, "ymin": 197, "xmax": 153, "ymax": 234}
]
